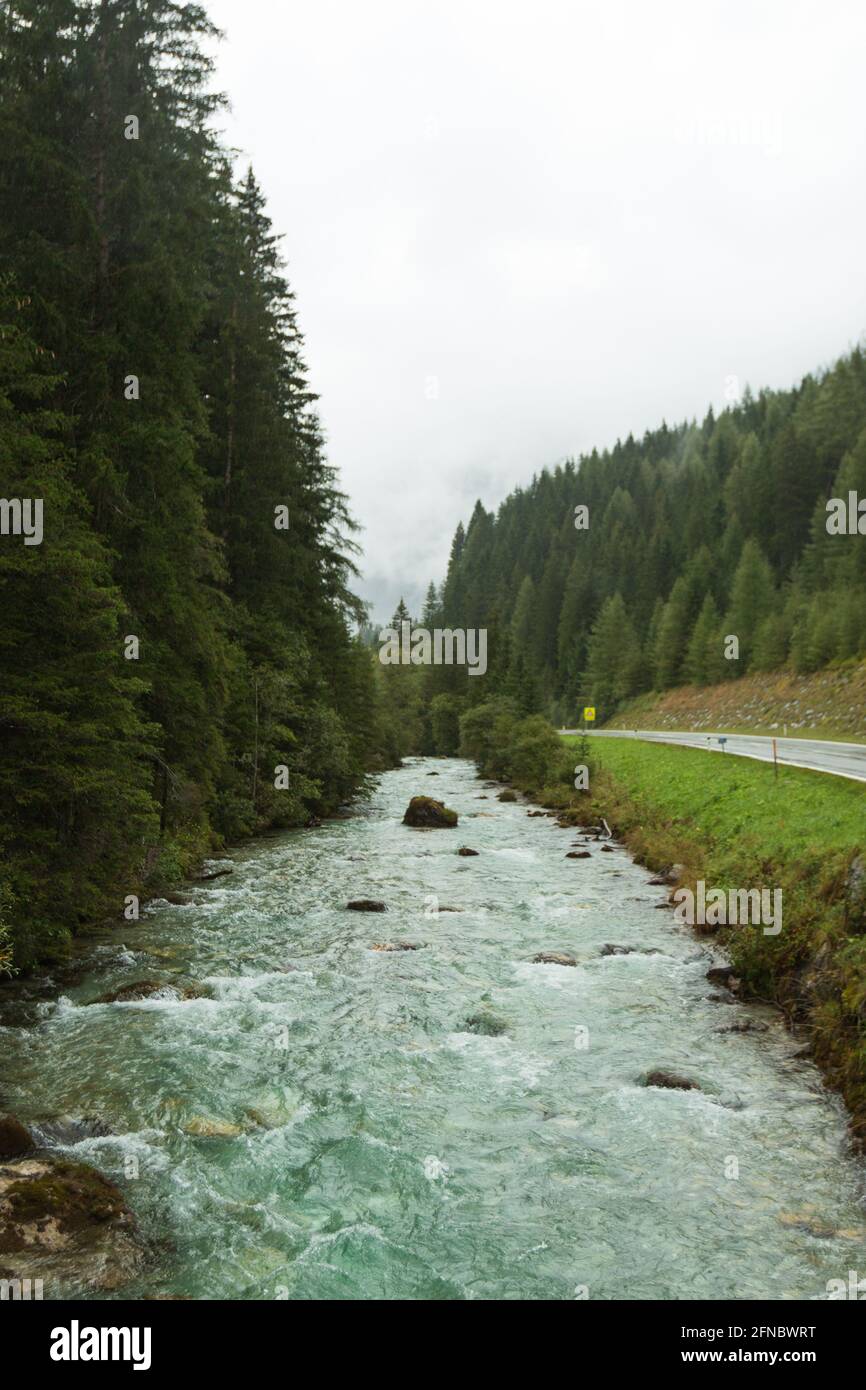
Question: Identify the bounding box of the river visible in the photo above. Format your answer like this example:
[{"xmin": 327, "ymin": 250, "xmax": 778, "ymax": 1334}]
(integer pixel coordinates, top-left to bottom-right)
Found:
[{"xmin": 2, "ymin": 757, "xmax": 864, "ymax": 1299}]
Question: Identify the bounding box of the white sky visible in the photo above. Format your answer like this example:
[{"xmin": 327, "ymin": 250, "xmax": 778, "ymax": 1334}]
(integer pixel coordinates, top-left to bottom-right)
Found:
[{"xmin": 206, "ymin": 0, "xmax": 866, "ymax": 624}]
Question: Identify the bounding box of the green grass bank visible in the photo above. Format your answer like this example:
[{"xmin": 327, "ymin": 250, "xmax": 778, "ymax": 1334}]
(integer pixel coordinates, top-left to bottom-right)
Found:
[{"xmin": 554, "ymin": 735, "xmax": 866, "ymax": 1144}]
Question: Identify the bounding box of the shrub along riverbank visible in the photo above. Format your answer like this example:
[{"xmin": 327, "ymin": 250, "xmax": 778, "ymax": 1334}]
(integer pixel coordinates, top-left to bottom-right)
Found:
[{"xmin": 457, "ymin": 699, "xmax": 866, "ymax": 1145}]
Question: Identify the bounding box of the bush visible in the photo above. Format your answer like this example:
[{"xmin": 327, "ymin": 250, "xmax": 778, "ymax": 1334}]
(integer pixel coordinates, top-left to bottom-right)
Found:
[{"xmin": 507, "ymin": 716, "xmax": 563, "ymax": 787}]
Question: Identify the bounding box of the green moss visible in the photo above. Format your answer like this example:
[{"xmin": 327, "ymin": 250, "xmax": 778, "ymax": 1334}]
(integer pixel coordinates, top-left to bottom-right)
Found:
[
  {"xmin": 402, "ymin": 796, "xmax": 458, "ymax": 827},
  {"xmin": 0, "ymin": 1159, "xmax": 129, "ymax": 1252},
  {"xmin": 464, "ymin": 1012, "xmax": 508, "ymax": 1036}
]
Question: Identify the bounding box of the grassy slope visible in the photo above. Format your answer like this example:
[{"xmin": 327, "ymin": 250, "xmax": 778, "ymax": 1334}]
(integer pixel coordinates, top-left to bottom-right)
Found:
[
  {"xmin": 558, "ymin": 734, "xmax": 866, "ymax": 1142},
  {"xmin": 604, "ymin": 661, "xmax": 866, "ymax": 742}
]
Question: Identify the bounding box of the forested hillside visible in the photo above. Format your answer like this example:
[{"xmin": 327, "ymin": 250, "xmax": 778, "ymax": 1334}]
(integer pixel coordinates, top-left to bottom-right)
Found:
[
  {"xmin": 0, "ymin": 1, "xmax": 389, "ymax": 969},
  {"xmin": 421, "ymin": 345, "xmax": 866, "ymax": 730}
]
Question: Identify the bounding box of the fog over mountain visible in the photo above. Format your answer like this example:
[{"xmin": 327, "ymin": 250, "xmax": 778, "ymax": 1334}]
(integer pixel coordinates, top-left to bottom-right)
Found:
[{"xmin": 209, "ymin": 0, "xmax": 866, "ymax": 622}]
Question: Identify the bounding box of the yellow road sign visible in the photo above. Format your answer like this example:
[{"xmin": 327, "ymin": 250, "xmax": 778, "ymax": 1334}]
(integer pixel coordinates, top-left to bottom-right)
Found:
[{"xmin": 583, "ymin": 707, "xmax": 596, "ymax": 721}]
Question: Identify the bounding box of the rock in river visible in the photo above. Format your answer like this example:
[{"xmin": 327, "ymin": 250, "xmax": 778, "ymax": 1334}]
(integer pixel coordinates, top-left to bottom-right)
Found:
[
  {"xmin": 371, "ymin": 941, "xmax": 421, "ymax": 952},
  {"xmin": 457, "ymin": 846, "xmax": 479, "ymax": 857},
  {"xmin": 533, "ymin": 951, "xmax": 577, "ymax": 967},
  {"xmin": 89, "ymin": 980, "xmax": 206, "ymax": 1004},
  {"xmin": 0, "ymin": 1115, "xmax": 34, "ymax": 1160},
  {"xmin": 566, "ymin": 850, "xmax": 591, "ymax": 859},
  {"xmin": 346, "ymin": 899, "xmax": 387, "ymax": 912},
  {"xmin": 0, "ymin": 1156, "xmax": 142, "ymax": 1291},
  {"xmin": 706, "ymin": 965, "xmax": 740, "ymax": 990},
  {"xmin": 464, "ymin": 1013, "xmax": 508, "ymax": 1036},
  {"xmin": 644, "ymin": 1070, "xmax": 699, "ymax": 1091},
  {"xmin": 497, "ymin": 790, "xmax": 517, "ymax": 803},
  {"xmin": 402, "ymin": 796, "xmax": 458, "ymax": 828},
  {"xmin": 600, "ymin": 944, "xmax": 660, "ymax": 957}
]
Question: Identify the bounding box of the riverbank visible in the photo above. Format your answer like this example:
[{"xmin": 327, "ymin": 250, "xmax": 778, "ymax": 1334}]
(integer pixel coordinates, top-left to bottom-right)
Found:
[{"xmin": 555, "ymin": 735, "xmax": 866, "ymax": 1146}]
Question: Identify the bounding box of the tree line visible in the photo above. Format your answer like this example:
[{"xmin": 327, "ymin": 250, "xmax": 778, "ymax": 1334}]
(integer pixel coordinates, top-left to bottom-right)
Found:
[
  {"xmin": 390, "ymin": 343, "xmax": 866, "ymax": 744},
  {"xmin": 0, "ymin": 0, "xmax": 392, "ymax": 970}
]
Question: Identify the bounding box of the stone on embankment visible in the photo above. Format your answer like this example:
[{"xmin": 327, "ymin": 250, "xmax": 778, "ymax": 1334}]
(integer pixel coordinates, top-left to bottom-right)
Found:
[
  {"xmin": 402, "ymin": 796, "xmax": 458, "ymax": 828},
  {"xmin": 647, "ymin": 865, "xmax": 684, "ymax": 886},
  {"xmin": 844, "ymin": 855, "xmax": 866, "ymax": 935},
  {"xmin": 706, "ymin": 966, "xmax": 741, "ymax": 990},
  {"xmin": 497, "ymin": 790, "xmax": 517, "ymax": 803},
  {"xmin": 346, "ymin": 899, "xmax": 387, "ymax": 912},
  {"xmin": 0, "ymin": 1156, "xmax": 142, "ymax": 1290}
]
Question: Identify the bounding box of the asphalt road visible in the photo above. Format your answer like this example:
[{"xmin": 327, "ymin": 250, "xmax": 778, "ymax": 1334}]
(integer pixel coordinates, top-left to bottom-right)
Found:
[{"xmin": 558, "ymin": 728, "xmax": 866, "ymax": 784}]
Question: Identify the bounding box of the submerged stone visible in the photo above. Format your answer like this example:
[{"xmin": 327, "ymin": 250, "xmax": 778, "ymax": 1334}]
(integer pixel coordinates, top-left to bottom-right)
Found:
[
  {"xmin": 90, "ymin": 980, "xmax": 205, "ymax": 1004},
  {"xmin": 644, "ymin": 1070, "xmax": 699, "ymax": 1091}
]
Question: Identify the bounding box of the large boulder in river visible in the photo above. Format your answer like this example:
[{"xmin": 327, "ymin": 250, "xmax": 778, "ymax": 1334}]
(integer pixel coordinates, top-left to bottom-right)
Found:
[
  {"xmin": 457, "ymin": 846, "xmax": 479, "ymax": 857},
  {"xmin": 533, "ymin": 951, "xmax": 577, "ymax": 967},
  {"xmin": 346, "ymin": 899, "xmax": 387, "ymax": 912},
  {"xmin": 0, "ymin": 1115, "xmax": 34, "ymax": 1160},
  {"xmin": 402, "ymin": 796, "xmax": 458, "ymax": 828},
  {"xmin": 0, "ymin": 1156, "xmax": 142, "ymax": 1291}
]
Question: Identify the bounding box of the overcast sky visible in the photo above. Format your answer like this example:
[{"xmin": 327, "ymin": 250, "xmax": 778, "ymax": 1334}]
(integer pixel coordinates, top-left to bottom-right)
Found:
[{"xmin": 206, "ymin": 0, "xmax": 866, "ymax": 625}]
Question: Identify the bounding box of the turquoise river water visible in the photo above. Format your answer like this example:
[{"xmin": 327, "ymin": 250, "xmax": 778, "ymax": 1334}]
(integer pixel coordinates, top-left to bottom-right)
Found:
[{"xmin": 2, "ymin": 757, "xmax": 865, "ymax": 1299}]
